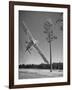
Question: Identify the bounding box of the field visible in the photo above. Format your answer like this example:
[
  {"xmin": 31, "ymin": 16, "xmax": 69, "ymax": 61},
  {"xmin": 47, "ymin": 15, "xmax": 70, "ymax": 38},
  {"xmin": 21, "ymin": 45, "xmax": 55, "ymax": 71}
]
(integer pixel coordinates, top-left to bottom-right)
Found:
[{"xmin": 19, "ymin": 69, "xmax": 63, "ymax": 79}]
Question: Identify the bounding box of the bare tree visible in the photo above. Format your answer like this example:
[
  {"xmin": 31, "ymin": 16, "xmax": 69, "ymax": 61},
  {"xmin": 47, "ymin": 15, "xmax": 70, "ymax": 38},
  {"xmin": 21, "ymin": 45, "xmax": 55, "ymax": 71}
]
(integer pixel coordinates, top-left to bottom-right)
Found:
[{"xmin": 43, "ymin": 19, "xmax": 57, "ymax": 72}]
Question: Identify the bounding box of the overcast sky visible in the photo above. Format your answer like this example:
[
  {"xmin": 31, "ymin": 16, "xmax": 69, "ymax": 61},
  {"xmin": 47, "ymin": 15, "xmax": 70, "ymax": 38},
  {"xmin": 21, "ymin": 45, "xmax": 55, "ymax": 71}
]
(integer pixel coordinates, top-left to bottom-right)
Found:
[{"xmin": 19, "ymin": 10, "xmax": 63, "ymax": 65}]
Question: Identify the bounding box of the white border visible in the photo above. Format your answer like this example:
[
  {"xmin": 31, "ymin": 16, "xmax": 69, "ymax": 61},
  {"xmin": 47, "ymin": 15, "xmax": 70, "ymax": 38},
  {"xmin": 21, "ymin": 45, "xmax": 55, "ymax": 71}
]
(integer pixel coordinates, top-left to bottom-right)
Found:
[{"xmin": 14, "ymin": 5, "xmax": 68, "ymax": 85}]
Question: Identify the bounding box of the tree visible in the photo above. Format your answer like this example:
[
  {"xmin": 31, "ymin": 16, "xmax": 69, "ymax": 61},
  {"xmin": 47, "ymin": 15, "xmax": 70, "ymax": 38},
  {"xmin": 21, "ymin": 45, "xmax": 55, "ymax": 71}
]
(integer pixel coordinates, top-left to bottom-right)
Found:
[
  {"xmin": 43, "ymin": 19, "xmax": 57, "ymax": 72},
  {"xmin": 56, "ymin": 13, "xmax": 63, "ymax": 31}
]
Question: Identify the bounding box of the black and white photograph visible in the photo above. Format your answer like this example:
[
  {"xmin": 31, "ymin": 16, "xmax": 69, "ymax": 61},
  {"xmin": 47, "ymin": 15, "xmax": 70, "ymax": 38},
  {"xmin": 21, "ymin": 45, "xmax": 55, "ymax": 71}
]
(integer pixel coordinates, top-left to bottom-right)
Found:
[
  {"xmin": 9, "ymin": 1, "xmax": 70, "ymax": 88},
  {"xmin": 19, "ymin": 11, "xmax": 63, "ymax": 79}
]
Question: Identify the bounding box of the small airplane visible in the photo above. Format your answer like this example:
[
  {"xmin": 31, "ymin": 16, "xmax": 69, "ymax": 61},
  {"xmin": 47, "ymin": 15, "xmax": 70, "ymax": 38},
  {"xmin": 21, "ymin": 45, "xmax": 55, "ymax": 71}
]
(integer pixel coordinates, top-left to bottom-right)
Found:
[
  {"xmin": 25, "ymin": 40, "xmax": 33, "ymax": 54},
  {"xmin": 25, "ymin": 39, "xmax": 38, "ymax": 54}
]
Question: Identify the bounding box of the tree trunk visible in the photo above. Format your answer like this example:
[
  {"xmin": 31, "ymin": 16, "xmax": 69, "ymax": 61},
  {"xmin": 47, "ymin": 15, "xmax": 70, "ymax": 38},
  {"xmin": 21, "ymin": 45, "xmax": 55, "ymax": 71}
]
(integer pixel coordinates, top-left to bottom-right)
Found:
[{"xmin": 49, "ymin": 41, "xmax": 52, "ymax": 72}]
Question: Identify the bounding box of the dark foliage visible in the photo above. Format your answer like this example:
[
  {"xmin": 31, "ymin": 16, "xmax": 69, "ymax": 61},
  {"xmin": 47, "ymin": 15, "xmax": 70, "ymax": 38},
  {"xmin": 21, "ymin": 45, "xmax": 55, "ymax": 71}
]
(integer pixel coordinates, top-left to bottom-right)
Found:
[{"xmin": 19, "ymin": 62, "xmax": 63, "ymax": 70}]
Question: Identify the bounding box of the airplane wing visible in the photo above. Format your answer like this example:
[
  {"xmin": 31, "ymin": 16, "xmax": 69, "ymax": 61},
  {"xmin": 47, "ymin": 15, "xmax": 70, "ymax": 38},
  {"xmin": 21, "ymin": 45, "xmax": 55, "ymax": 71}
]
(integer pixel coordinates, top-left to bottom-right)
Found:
[{"xmin": 22, "ymin": 21, "xmax": 35, "ymax": 42}]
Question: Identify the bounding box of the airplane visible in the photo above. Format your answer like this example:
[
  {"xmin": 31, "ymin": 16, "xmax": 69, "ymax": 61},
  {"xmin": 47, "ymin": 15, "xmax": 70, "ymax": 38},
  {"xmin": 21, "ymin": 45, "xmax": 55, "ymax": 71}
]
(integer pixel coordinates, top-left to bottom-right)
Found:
[
  {"xmin": 25, "ymin": 39, "xmax": 38, "ymax": 54},
  {"xmin": 25, "ymin": 40, "xmax": 33, "ymax": 54}
]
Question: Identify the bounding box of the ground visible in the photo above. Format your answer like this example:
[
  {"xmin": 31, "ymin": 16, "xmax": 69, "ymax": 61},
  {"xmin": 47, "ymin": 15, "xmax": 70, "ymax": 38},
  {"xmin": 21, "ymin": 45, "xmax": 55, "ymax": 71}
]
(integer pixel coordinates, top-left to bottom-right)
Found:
[{"xmin": 19, "ymin": 69, "xmax": 63, "ymax": 79}]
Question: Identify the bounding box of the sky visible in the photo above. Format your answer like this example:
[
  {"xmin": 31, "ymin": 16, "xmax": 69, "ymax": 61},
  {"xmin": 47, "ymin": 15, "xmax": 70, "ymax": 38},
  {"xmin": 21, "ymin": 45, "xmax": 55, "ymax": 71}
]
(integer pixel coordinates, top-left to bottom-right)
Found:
[{"xmin": 19, "ymin": 10, "xmax": 63, "ymax": 65}]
